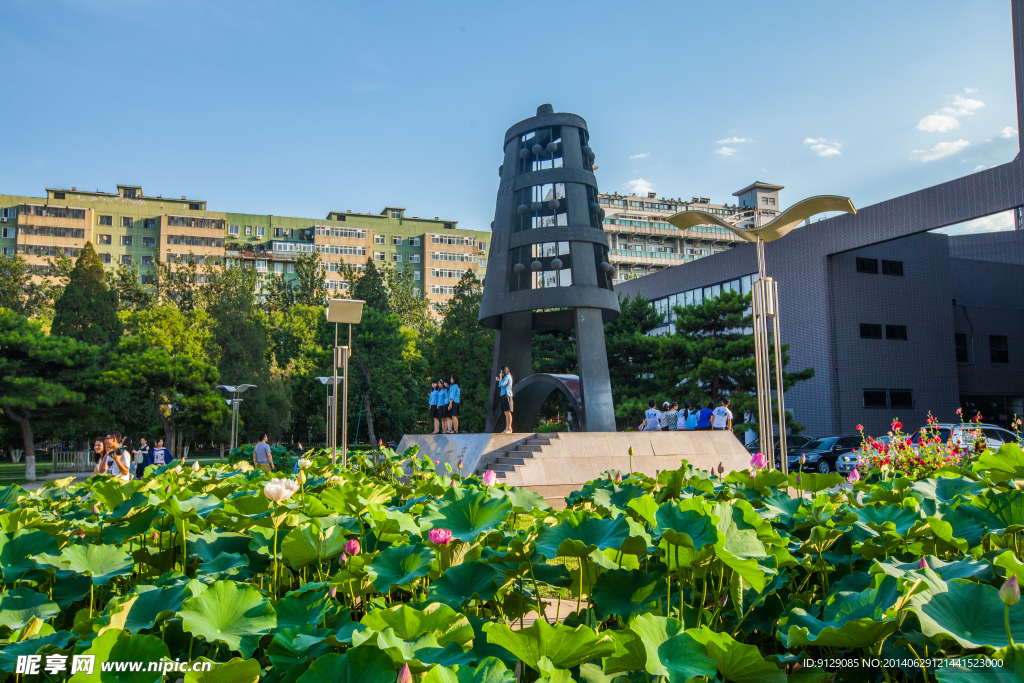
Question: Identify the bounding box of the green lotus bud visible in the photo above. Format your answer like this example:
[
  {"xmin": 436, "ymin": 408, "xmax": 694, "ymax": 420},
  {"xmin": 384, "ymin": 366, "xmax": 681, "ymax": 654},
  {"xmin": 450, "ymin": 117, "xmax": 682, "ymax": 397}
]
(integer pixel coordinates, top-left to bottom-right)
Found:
[{"xmin": 628, "ymin": 446, "xmax": 634, "ymax": 456}]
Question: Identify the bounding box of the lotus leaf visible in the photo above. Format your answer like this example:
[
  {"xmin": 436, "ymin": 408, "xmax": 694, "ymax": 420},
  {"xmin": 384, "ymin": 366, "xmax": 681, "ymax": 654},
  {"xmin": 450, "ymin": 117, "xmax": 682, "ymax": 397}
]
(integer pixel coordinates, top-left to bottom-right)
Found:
[
  {"xmin": 535, "ymin": 512, "xmax": 631, "ymax": 558},
  {"xmin": 0, "ymin": 588, "xmax": 59, "ymax": 630},
  {"xmin": 294, "ymin": 647, "xmax": 396, "ymax": 683},
  {"xmin": 686, "ymin": 627, "xmax": 785, "ymax": 683},
  {"xmin": 429, "ymin": 562, "xmax": 500, "ymax": 605},
  {"xmin": 0, "ymin": 529, "xmax": 59, "ymax": 582},
  {"xmin": 483, "ymin": 620, "xmax": 616, "ymax": 670},
  {"xmin": 282, "ymin": 523, "xmax": 351, "ymax": 568},
  {"xmin": 179, "ymin": 580, "xmax": 277, "ymax": 655},
  {"xmin": 628, "ymin": 614, "xmax": 716, "ymax": 683},
  {"xmin": 419, "ymin": 487, "xmax": 513, "ymax": 542},
  {"xmin": 0, "ymin": 631, "xmax": 74, "ymax": 672},
  {"xmin": 591, "ymin": 569, "xmax": 665, "ymax": 621},
  {"xmin": 911, "ymin": 577, "xmax": 1024, "ymax": 649},
  {"xmin": 68, "ymin": 628, "xmax": 171, "ymax": 683},
  {"xmin": 359, "ymin": 602, "xmax": 473, "ymax": 647},
  {"xmin": 184, "ymin": 657, "xmax": 262, "ymax": 683},
  {"xmin": 60, "ymin": 543, "xmax": 134, "ymax": 585},
  {"xmin": 367, "ymin": 543, "xmax": 436, "ymax": 592}
]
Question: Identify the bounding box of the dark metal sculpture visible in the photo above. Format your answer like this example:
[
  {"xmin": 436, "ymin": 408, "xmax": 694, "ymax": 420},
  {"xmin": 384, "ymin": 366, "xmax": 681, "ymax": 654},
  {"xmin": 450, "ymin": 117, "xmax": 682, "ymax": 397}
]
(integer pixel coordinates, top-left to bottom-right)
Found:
[{"xmin": 479, "ymin": 105, "xmax": 619, "ymax": 432}]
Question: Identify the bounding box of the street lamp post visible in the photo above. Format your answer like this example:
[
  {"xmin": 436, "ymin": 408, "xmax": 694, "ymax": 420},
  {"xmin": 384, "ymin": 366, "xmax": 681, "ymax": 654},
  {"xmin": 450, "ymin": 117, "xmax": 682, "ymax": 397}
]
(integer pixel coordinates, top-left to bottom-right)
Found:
[
  {"xmin": 216, "ymin": 384, "xmax": 257, "ymax": 452},
  {"xmin": 325, "ymin": 299, "xmax": 365, "ymax": 466},
  {"xmin": 668, "ymin": 196, "xmax": 856, "ymax": 474},
  {"xmin": 315, "ymin": 376, "xmax": 343, "ymax": 449}
]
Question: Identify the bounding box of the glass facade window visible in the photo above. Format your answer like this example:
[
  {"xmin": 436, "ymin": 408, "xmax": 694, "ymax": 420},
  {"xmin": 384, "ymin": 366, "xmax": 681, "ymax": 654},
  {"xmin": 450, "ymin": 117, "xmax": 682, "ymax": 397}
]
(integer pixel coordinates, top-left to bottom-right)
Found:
[{"xmin": 649, "ymin": 273, "xmax": 757, "ymax": 329}]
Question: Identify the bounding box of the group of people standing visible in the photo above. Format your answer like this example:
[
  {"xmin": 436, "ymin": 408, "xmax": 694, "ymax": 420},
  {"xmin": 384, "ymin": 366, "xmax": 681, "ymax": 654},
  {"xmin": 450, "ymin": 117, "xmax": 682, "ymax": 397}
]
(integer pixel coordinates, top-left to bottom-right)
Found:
[
  {"xmin": 642, "ymin": 397, "xmax": 734, "ymax": 432},
  {"xmin": 429, "ymin": 375, "xmax": 462, "ymax": 434},
  {"xmin": 91, "ymin": 431, "xmax": 172, "ymax": 481}
]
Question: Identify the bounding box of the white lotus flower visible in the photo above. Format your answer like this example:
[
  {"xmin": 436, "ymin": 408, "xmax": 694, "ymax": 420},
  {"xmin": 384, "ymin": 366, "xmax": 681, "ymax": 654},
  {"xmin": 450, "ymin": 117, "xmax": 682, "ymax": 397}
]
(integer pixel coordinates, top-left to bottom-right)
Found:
[
  {"xmin": 191, "ymin": 461, "xmax": 201, "ymax": 472},
  {"xmin": 297, "ymin": 458, "xmax": 312, "ymax": 469},
  {"xmin": 264, "ymin": 478, "xmax": 300, "ymax": 503}
]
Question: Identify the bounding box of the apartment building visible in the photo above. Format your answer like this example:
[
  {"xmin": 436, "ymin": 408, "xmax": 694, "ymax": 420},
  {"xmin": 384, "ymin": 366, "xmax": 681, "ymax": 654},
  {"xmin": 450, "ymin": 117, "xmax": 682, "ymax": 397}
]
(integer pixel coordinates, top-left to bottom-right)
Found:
[
  {"xmin": 598, "ymin": 181, "xmax": 783, "ymax": 284},
  {"xmin": 0, "ymin": 185, "xmax": 489, "ymax": 310}
]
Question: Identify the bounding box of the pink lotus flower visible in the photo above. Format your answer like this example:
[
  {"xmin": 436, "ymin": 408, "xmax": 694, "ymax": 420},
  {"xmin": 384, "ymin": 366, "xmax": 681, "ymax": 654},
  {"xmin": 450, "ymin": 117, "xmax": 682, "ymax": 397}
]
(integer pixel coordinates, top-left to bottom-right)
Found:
[
  {"xmin": 340, "ymin": 552, "xmax": 348, "ymax": 564},
  {"xmin": 329, "ymin": 586, "xmax": 337, "ymax": 598},
  {"xmin": 398, "ymin": 663, "xmax": 413, "ymax": 683},
  {"xmin": 434, "ymin": 460, "xmax": 440, "ymax": 465},
  {"xmin": 749, "ymin": 470, "xmax": 756, "ymax": 478},
  {"xmin": 482, "ymin": 470, "xmax": 497, "ymax": 487},
  {"xmin": 916, "ymin": 557, "xmax": 929, "ymax": 570},
  {"xmin": 457, "ymin": 459, "xmax": 464, "ymax": 470},
  {"xmin": 152, "ymin": 532, "xmax": 158, "ymax": 541},
  {"xmin": 379, "ymin": 439, "xmax": 384, "ymax": 447},
  {"xmin": 428, "ymin": 528, "xmax": 453, "ymax": 546},
  {"xmin": 344, "ymin": 539, "xmax": 361, "ymax": 556},
  {"xmin": 750, "ymin": 452, "xmax": 767, "ymax": 470},
  {"xmin": 93, "ymin": 504, "xmax": 100, "ymax": 515},
  {"xmin": 615, "ymin": 471, "xmax": 623, "ymax": 483},
  {"xmin": 717, "ymin": 462, "xmax": 724, "ymax": 475},
  {"xmin": 848, "ymin": 468, "xmax": 861, "ymax": 483}
]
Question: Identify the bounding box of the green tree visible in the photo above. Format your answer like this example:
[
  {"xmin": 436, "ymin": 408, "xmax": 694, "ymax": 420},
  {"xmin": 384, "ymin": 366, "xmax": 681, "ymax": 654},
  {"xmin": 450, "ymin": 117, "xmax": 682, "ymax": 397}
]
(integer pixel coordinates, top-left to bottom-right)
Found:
[
  {"xmin": 664, "ymin": 290, "xmax": 814, "ymax": 433},
  {"xmin": 350, "ymin": 259, "xmax": 390, "ymax": 313},
  {"xmin": 605, "ymin": 294, "xmax": 666, "ymax": 427},
  {"xmin": 107, "ymin": 262, "xmax": 155, "ymax": 312},
  {"xmin": 0, "ymin": 310, "xmax": 100, "ymax": 480},
  {"xmin": 430, "ymin": 271, "xmax": 494, "ymax": 433},
  {"xmin": 293, "ymin": 252, "xmax": 328, "ymax": 307},
  {"xmin": 154, "ymin": 255, "xmax": 200, "ymax": 312},
  {"xmin": 51, "ymin": 242, "xmax": 124, "ymax": 345},
  {"xmin": 382, "ymin": 261, "xmax": 433, "ymax": 334},
  {"xmin": 0, "ymin": 255, "xmax": 47, "ymax": 317}
]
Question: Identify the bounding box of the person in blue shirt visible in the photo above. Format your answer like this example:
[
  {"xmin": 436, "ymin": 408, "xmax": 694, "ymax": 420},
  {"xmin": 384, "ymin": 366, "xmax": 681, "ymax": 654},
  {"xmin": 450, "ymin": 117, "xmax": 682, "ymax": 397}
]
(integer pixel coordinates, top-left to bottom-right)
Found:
[
  {"xmin": 429, "ymin": 380, "xmax": 440, "ymax": 434},
  {"xmin": 684, "ymin": 402, "xmax": 699, "ymax": 431},
  {"xmin": 697, "ymin": 402, "xmax": 714, "ymax": 430},
  {"xmin": 437, "ymin": 381, "xmax": 450, "ymax": 434},
  {"xmin": 496, "ymin": 366, "xmax": 514, "ymax": 433},
  {"xmin": 447, "ymin": 374, "xmax": 461, "ymax": 433}
]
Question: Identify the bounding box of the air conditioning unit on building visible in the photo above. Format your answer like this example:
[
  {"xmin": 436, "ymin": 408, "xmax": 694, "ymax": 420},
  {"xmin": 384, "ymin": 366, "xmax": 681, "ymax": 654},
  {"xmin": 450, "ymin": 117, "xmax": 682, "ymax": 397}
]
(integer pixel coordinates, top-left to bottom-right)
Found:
[{"xmin": 0, "ymin": 217, "xmax": 7, "ymax": 222}]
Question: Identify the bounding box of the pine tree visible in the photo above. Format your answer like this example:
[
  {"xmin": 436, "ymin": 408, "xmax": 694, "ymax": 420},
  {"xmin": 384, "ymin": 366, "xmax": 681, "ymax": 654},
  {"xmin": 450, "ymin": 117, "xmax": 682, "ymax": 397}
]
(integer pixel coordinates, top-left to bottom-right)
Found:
[
  {"xmin": 293, "ymin": 252, "xmax": 328, "ymax": 307},
  {"xmin": 605, "ymin": 294, "xmax": 666, "ymax": 427},
  {"xmin": 107, "ymin": 262, "xmax": 155, "ymax": 312},
  {"xmin": 382, "ymin": 262, "xmax": 433, "ymax": 334},
  {"xmin": 431, "ymin": 271, "xmax": 494, "ymax": 433},
  {"xmin": 51, "ymin": 242, "xmax": 123, "ymax": 345},
  {"xmin": 663, "ymin": 290, "xmax": 814, "ymax": 433}
]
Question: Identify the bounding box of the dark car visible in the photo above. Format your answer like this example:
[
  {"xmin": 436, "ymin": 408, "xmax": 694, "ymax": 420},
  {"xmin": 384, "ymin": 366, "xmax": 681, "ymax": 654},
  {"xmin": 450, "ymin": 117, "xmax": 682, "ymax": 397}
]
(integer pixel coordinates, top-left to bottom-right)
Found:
[
  {"xmin": 788, "ymin": 435, "xmax": 863, "ymax": 474},
  {"xmin": 746, "ymin": 434, "xmax": 814, "ymax": 457}
]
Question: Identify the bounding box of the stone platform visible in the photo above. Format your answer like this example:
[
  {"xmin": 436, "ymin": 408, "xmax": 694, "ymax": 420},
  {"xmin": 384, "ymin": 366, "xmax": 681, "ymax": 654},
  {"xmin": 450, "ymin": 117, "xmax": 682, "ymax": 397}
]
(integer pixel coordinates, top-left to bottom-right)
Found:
[{"xmin": 395, "ymin": 431, "xmax": 750, "ymax": 508}]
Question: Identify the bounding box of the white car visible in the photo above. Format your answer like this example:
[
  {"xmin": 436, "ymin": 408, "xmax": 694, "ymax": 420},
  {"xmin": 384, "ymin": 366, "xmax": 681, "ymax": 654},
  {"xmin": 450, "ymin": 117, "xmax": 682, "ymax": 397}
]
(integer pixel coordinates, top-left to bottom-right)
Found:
[{"xmin": 907, "ymin": 423, "xmax": 1019, "ymax": 452}]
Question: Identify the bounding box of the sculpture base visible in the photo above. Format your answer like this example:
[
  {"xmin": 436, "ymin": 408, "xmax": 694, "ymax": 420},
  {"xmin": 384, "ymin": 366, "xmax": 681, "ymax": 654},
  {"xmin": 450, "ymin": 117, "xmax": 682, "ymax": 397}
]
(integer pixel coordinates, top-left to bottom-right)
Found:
[{"xmin": 395, "ymin": 431, "xmax": 750, "ymax": 509}]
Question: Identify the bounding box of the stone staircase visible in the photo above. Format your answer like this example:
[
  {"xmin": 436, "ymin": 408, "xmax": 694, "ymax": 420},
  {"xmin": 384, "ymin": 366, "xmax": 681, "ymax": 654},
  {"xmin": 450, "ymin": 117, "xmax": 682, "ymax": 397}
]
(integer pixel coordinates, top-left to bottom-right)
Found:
[{"xmin": 475, "ymin": 433, "xmax": 559, "ymax": 483}]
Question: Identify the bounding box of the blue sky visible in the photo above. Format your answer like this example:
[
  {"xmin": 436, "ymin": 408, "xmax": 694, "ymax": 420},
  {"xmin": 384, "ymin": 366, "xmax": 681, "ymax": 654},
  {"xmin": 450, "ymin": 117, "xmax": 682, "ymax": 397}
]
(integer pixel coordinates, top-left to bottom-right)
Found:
[{"xmin": 0, "ymin": 1, "xmax": 1018, "ymax": 233}]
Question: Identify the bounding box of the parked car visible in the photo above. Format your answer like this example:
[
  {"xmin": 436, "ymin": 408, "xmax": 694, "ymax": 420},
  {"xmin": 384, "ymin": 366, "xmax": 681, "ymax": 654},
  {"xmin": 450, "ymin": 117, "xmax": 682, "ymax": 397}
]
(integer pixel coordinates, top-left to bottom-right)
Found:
[
  {"xmin": 788, "ymin": 435, "xmax": 863, "ymax": 474},
  {"xmin": 746, "ymin": 434, "xmax": 814, "ymax": 461},
  {"xmin": 907, "ymin": 423, "xmax": 1019, "ymax": 452}
]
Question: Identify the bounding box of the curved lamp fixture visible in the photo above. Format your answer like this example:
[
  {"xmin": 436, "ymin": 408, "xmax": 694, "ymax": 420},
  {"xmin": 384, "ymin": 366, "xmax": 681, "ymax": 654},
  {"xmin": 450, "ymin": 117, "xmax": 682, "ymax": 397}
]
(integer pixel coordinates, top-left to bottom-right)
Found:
[{"xmin": 667, "ymin": 195, "xmax": 857, "ymax": 243}]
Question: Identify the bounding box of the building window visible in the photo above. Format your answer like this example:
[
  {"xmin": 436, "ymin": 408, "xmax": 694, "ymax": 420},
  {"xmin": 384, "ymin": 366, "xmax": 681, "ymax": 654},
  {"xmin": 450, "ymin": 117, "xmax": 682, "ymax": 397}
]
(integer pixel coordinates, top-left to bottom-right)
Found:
[
  {"xmin": 121, "ymin": 254, "xmax": 132, "ymax": 265},
  {"xmin": 142, "ymin": 237, "xmax": 156, "ymax": 248},
  {"xmin": 890, "ymin": 390, "xmax": 914, "ymax": 409},
  {"xmin": 885, "ymin": 325, "xmax": 908, "ymax": 340},
  {"xmin": 374, "ymin": 235, "xmax": 386, "ymax": 244},
  {"xmin": 860, "ymin": 323, "xmax": 882, "ymax": 339},
  {"xmin": 99, "ymin": 215, "xmax": 113, "ymax": 226},
  {"xmin": 1, "ymin": 227, "xmax": 14, "ymax": 239},
  {"xmin": 863, "ymin": 390, "xmax": 888, "ymax": 408},
  {"xmin": 141, "ymin": 255, "xmax": 153, "ymax": 266},
  {"xmin": 480, "ymin": 241, "xmax": 487, "ymax": 251},
  {"xmin": 53, "ymin": 191, "xmax": 65, "ymax": 200},
  {"xmin": 245, "ymin": 226, "xmax": 252, "ymax": 236},
  {"xmin": 409, "ymin": 254, "xmax": 420, "ymax": 263},
  {"xmin": 98, "ymin": 234, "xmax": 112, "ymax": 245},
  {"xmin": 392, "ymin": 236, "xmax": 402, "ymax": 245},
  {"xmin": 390, "ymin": 210, "xmax": 401, "ymax": 219},
  {"xmin": 768, "ymin": 197, "xmax": 776, "ymax": 205},
  {"xmin": 392, "ymin": 253, "xmax": 402, "ymax": 262},
  {"xmin": 856, "ymin": 257, "xmax": 878, "ymax": 274},
  {"xmin": 374, "ymin": 251, "xmax": 385, "ymax": 261},
  {"xmin": 408, "ymin": 237, "xmax": 420, "ymax": 246},
  {"xmin": 955, "ymin": 333, "xmax": 969, "ymax": 363},
  {"xmin": 882, "ymin": 260, "xmax": 904, "ymax": 276},
  {"xmin": 479, "ymin": 258, "xmax": 487, "ymax": 267},
  {"xmin": 99, "ymin": 253, "xmax": 111, "ymax": 264},
  {"xmin": 143, "ymin": 218, "xmax": 159, "ymax": 229},
  {"xmin": 255, "ymin": 260, "xmax": 267, "ymax": 272},
  {"xmin": 256, "ymin": 226, "xmax": 265, "ymax": 237},
  {"xmin": 413, "ymin": 287, "xmax": 420, "ymax": 297},
  {"xmin": 121, "ymin": 216, "xmax": 133, "ymax": 228},
  {"xmin": 229, "ymin": 224, "xmax": 239, "ymax": 236},
  {"xmin": 188, "ymin": 203, "xmax": 201, "ymax": 211},
  {"xmin": 287, "ymin": 263, "xmax": 294, "ymax": 273},
  {"xmin": 413, "ymin": 271, "xmax": 420, "ymax": 280},
  {"xmin": 991, "ymin": 335, "xmax": 1009, "ymax": 363},
  {"xmin": 121, "ymin": 236, "xmax": 133, "ymax": 247},
  {"xmin": 274, "ymin": 262, "xmax": 283, "ymax": 275},
  {"xmin": 761, "ymin": 197, "xmax": 768, "ymax": 205},
  {"xmin": 444, "ymin": 222, "xmax": 454, "ymax": 230}
]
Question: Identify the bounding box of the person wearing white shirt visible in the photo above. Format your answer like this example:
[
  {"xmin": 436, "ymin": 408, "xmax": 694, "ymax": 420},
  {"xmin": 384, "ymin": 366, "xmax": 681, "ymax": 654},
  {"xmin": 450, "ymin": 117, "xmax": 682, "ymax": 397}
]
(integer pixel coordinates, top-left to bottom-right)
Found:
[
  {"xmin": 103, "ymin": 430, "xmax": 132, "ymax": 481},
  {"xmin": 712, "ymin": 398, "xmax": 734, "ymax": 431}
]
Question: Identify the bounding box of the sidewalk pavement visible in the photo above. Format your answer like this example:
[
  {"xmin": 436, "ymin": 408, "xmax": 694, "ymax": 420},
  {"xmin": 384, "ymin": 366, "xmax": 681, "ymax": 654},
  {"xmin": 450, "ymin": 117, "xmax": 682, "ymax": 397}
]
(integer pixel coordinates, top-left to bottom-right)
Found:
[{"xmin": 19, "ymin": 471, "xmax": 92, "ymax": 491}]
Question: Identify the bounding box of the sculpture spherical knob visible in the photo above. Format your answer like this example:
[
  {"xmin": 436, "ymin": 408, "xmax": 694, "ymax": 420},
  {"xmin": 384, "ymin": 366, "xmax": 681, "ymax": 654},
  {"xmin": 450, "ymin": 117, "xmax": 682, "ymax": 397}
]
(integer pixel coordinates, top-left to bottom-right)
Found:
[
  {"xmin": 598, "ymin": 208, "xmax": 605, "ymax": 220},
  {"xmin": 590, "ymin": 202, "xmax": 600, "ymax": 213},
  {"xmin": 599, "ymin": 261, "xmax": 611, "ymax": 273},
  {"xmin": 608, "ymin": 266, "xmax": 617, "ymax": 277},
  {"xmin": 519, "ymin": 148, "xmax": 531, "ymax": 159},
  {"xmin": 550, "ymin": 258, "xmax": 563, "ymax": 270},
  {"xmin": 498, "ymin": 164, "xmax": 503, "ymax": 176},
  {"xmin": 513, "ymin": 263, "xmax": 526, "ymax": 274},
  {"xmin": 517, "ymin": 204, "xmax": 529, "ymax": 216},
  {"xmin": 531, "ymin": 201, "xmax": 543, "ymax": 213},
  {"xmin": 581, "ymin": 145, "xmax": 592, "ymax": 157},
  {"xmin": 530, "ymin": 260, "xmax": 542, "ymax": 272},
  {"xmin": 548, "ymin": 199, "xmax": 560, "ymax": 211},
  {"xmin": 546, "ymin": 141, "xmax": 559, "ymax": 154},
  {"xmin": 532, "ymin": 144, "xmax": 544, "ymax": 156}
]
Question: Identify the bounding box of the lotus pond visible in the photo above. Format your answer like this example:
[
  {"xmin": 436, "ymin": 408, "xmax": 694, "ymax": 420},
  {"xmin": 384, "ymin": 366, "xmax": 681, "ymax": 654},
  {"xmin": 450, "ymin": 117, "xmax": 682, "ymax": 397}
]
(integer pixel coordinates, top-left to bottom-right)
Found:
[{"xmin": 4, "ymin": 443, "xmax": 1024, "ymax": 683}]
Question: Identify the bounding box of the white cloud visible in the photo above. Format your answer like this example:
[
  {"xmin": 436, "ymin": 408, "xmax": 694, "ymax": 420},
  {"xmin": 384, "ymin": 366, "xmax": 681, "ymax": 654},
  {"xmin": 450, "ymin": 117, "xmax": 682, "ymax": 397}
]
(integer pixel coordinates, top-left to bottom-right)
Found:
[
  {"xmin": 974, "ymin": 164, "xmax": 987, "ymax": 172},
  {"xmin": 716, "ymin": 137, "xmax": 751, "ymax": 144},
  {"xmin": 933, "ymin": 210, "xmax": 1014, "ymax": 235},
  {"xmin": 917, "ymin": 114, "xmax": 960, "ymax": 133},
  {"xmin": 624, "ymin": 178, "xmax": 654, "ymax": 195},
  {"xmin": 715, "ymin": 146, "xmax": 736, "ymax": 156},
  {"xmin": 917, "ymin": 89, "xmax": 985, "ymax": 132},
  {"xmin": 629, "ymin": 153, "xmax": 650, "ymax": 159},
  {"xmin": 909, "ymin": 139, "xmax": 969, "ymax": 162},
  {"xmin": 803, "ymin": 138, "xmax": 842, "ymax": 157},
  {"xmin": 1001, "ymin": 126, "xmax": 1018, "ymax": 139}
]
